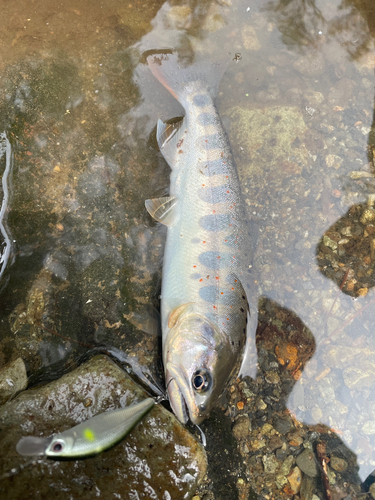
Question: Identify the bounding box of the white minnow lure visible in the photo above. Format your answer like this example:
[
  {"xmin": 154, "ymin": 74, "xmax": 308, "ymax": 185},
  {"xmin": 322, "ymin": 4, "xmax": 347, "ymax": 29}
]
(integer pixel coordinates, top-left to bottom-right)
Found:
[
  {"xmin": 146, "ymin": 53, "xmax": 254, "ymax": 425},
  {"xmin": 16, "ymin": 397, "xmax": 155, "ymax": 459}
]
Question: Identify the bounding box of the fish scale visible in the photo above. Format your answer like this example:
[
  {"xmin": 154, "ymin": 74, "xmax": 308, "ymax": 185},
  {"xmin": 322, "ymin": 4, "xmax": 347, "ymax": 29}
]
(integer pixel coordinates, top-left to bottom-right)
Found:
[{"xmin": 146, "ymin": 53, "xmax": 253, "ymax": 424}]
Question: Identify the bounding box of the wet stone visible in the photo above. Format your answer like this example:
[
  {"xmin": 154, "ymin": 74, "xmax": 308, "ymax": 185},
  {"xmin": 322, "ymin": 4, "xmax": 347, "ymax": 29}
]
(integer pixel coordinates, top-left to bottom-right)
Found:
[
  {"xmin": 232, "ymin": 415, "xmax": 251, "ymax": 440},
  {"xmin": 293, "ymin": 51, "xmax": 325, "ymax": 77},
  {"xmin": 262, "ymin": 453, "xmax": 280, "ymax": 474},
  {"xmin": 276, "ymin": 447, "xmax": 289, "ymax": 461},
  {"xmin": 0, "ymin": 356, "xmax": 207, "ymax": 500},
  {"xmin": 343, "ymin": 362, "xmax": 375, "ymax": 390},
  {"xmin": 288, "ymin": 466, "xmax": 302, "ymax": 494},
  {"xmin": 362, "ymin": 420, "xmax": 375, "ymax": 435},
  {"xmin": 300, "ymin": 474, "xmax": 315, "ymax": 500},
  {"xmin": 241, "ymin": 26, "xmax": 261, "ymax": 51},
  {"xmin": 265, "ymin": 371, "xmax": 280, "ymax": 384},
  {"xmin": 330, "ymin": 456, "xmax": 348, "ymax": 472},
  {"xmin": 269, "ymin": 434, "xmax": 283, "ymax": 451},
  {"xmin": 281, "ymin": 455, "xmax": 294, "ymax": 476},
  {"xmin": 274, "ymin": 417, "xmax": 292, "ymax": 434},
  {"xmin": 296, "ymin": 449, "xmax": 318, "ymax": 477},
  {"xmin": 276, "ymin": 474, "xmax": 288, "ymax": 490},
  {"xmin": 0, "ymin": 358, "xmax": 27, "ymax": 405}
]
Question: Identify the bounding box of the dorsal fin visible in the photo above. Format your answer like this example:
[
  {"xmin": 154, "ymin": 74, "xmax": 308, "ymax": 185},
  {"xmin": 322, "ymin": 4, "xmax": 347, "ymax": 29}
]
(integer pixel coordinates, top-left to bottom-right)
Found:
[
  {"xmin": 156, "ymin": 119, "xmax": 185, "ymax": 169},
  {"xmin": 145, "ymin": 196, "xmax": 177, "ymax": 226}
]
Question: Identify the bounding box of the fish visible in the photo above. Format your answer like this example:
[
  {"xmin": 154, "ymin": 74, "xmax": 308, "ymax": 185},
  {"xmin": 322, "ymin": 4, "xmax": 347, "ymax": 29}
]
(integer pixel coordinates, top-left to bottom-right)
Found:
[
  {"xmin": 16, "ymin": 397, "xmax": 155, "ymax": 458},
  {"xmin": 146, "ymin": 53, "xmax": 253, "ymax": 425}
]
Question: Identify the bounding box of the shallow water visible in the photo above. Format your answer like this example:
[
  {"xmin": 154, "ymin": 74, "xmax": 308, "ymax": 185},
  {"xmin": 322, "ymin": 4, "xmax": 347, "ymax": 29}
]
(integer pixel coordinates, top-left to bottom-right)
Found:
[{"xmin": 1, "ymin": 0, "xmax": 375, "ymax": 498}]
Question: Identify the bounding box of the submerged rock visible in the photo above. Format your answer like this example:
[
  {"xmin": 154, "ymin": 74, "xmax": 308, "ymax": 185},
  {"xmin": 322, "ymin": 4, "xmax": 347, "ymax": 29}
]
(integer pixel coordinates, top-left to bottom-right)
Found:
[
  {"xmin": 0, "ymin": 355, "xmax": 207, "ymax": 500},
  {"xmin": 225, "ymin": 105, "xmax": 308, "ymax": 178}
]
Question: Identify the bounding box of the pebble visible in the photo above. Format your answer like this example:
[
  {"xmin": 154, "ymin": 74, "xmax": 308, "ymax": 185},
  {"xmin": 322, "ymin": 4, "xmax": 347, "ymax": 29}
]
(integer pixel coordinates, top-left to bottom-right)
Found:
[
  {"xmin": 362, "ymin": 420, "xmax": 375, "ymax": 435},
  {"xmin": 343, "ymin": 362, "xmax": 375, "ymax": 390},
  {"xmin": 296, "ymin": 449, "xmax": 318, "ymax": 477},
  {"xmin": 276, "ymin": 448, "xmax": 289, "ymax": 460},
  {"xmin": 262, "ymin": 454, "xmax": 280, "ymax": 474},
  {"xmin": 269, "ymin": 435, "xmax": 283, "ymax": 451},
  {"xmin": 166, "ymin": 5, "xmax": 192, "ymax": 28},
  {"xmin": 275, "ymin": 474, "xmax": 288, "ymax": 489},
  {"xmin": 265, "ymin": 371, "xmax": 280, "ymax": 384},
  {"xmin": 360, "ymin": 208, "xmax": 375, "ymax": 225},
  {"xmin": 294, "ymin": 52, "xmax": 325, "ymax": 77},
  {"xmin": 257, "ymin": 398, "xmax": 267, "ymax": 410},
  {"xmin": 241, "ymin": 25, "xmax": 261, "ymax": 51},
  {"xmin": 274, "ymin": 417, "xmax": 292, "ymax": 434},
  {"xmin": 288, "ymin": 466, "xmax": 302, "ymax": 494},
  {"xmin": 330, "ymin": 456, "xmax": 348, "ymax": 472},
  {"xmin": 281, "ymin": 455, "xmax": 294, "ymax": 476},
  {"xmin": 232, "ymin": 415, "xmax": 251, "ymax": 440},
  {"xmin": 311, "ymin": 406, "xmax": 323, "ymax": 422}
]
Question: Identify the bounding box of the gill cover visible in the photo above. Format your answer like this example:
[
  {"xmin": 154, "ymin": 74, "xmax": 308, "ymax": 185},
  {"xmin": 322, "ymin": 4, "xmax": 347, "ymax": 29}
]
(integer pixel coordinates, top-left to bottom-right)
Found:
[{"xmin": 164, "ymin": 311, "xmax": 235, "ymax": 425}]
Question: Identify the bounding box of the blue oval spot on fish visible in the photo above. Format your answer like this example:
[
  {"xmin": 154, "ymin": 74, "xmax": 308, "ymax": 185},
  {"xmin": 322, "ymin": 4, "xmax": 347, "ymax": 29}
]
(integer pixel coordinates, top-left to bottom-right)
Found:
[
  {"xmin": 200, "ymin": 159, "xmax": 230, "ymax": 177},
  {"xmin": 199, "ymin": 213, "xmax": 231, "ymax": 231},
  {"xmin": 193, "ymin": 94, "xmax": 212, "ymax": 107},
  {"xmin": 199, "ymin": 251, "xmax": 233, "ymax": 269}
]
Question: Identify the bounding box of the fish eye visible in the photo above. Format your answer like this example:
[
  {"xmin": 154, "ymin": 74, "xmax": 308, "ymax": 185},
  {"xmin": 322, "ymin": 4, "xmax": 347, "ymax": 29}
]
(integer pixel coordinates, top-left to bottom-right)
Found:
[
  {"xmin": 192, "ymin": 370, "xmax": 211, "ymax": 392},
  {"xmin": 52, "ymin": 442, "xmax": 64, "ymax": 453}
]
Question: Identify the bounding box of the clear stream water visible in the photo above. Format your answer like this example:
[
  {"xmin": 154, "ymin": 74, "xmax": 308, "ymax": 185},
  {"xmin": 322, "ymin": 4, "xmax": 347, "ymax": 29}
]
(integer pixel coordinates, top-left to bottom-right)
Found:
[{"xmin": 1, "ymin": 0, "xmax": 375, "ymax": 498}]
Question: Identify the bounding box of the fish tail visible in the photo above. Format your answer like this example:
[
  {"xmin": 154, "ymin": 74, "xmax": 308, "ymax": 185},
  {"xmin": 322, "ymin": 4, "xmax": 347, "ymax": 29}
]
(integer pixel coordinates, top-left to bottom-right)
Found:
[{"xmin": 147, "ymin": 52, "xmax": 229, "ymax": 105}]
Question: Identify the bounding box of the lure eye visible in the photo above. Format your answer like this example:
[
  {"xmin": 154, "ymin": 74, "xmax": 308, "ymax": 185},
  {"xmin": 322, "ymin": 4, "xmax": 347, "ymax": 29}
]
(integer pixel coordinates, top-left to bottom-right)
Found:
[
  {"xmin": 52, "ymin": 442, "xmax": 64, "ymax": 453},
  {"xmin": 192, "ymin": 370, "xmax": 211, "ymax": 392}
]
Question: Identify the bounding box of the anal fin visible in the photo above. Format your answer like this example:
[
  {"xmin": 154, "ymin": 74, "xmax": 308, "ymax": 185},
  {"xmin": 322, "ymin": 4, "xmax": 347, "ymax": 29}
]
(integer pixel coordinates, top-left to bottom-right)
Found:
[{"xmin": 145, "ymin": 196, "xmax": 177, "ymax": 225}]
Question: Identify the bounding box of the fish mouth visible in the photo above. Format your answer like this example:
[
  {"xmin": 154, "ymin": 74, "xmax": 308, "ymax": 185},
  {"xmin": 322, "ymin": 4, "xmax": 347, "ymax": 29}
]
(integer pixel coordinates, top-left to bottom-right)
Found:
[{"xmin": 166, "ymin": 362, "xmax": 203, "ymax": 425}]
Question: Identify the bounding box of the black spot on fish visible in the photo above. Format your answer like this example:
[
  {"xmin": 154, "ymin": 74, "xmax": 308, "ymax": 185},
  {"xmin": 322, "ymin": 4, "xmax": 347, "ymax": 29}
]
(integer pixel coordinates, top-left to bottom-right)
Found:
[{"xmin": 240, "ymin": 307, "xmax": 244, "ymax": 313}]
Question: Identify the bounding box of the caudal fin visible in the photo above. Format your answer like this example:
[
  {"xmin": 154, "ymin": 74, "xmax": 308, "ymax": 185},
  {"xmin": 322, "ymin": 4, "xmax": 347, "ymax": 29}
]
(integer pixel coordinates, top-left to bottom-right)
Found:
[{"xmin": 146, "ymin": 52, "xmax": 229, "ymax": 105}]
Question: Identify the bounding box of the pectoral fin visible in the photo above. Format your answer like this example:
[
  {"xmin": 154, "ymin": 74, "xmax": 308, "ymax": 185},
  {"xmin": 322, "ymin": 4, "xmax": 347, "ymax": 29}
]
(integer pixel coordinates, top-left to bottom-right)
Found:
[
  {"xmin": 168, "ymin": 303, "xmax": 194, "ymax": 328},
  {"xmin": 145, "ymin": 196, "xmax": 177, "ymax": 226}
]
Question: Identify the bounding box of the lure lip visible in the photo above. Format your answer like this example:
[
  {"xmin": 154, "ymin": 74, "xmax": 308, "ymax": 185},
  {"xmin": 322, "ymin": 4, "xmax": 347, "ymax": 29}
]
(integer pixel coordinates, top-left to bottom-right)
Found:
[
  {"xmin": 16, "ymin": 435, "xmax": 54, "ymax": 456},
  {"xmin": 166, "ymin": 362, "xmax": 204, "ymax": 425}
]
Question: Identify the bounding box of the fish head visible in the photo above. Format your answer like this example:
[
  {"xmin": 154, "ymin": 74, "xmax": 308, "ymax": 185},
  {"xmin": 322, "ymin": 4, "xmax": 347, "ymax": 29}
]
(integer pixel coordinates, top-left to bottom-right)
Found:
[{"xmin": 164, "ymin": 309, "xmax": 235, "ymax": 425}]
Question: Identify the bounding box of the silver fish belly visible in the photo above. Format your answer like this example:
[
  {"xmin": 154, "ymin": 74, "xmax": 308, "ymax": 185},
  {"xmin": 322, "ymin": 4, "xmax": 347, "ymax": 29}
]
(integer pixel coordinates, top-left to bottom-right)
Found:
[{"xmin": 146, "ymin": 53, "xmax": 252, "ymax": 425}]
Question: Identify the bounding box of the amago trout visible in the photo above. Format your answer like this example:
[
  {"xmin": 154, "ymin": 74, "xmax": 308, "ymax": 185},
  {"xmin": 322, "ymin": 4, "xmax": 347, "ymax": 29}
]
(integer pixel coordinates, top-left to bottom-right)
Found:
[{"xmin": 146, "ymin": 53, "xmax": 253, "ymax": 425}]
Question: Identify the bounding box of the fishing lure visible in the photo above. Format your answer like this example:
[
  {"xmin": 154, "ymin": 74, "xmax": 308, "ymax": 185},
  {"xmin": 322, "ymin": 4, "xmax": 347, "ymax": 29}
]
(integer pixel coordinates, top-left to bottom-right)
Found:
[{"xmin": 16, "ymin": 397, "xmax": 155, "ymax": 459}]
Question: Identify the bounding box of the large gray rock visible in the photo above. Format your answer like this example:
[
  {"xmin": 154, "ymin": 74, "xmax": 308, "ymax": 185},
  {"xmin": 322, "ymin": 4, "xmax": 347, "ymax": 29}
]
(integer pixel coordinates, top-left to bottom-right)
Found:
[
  {"xmin": 0, "ymin": 355, "xmax": 207, "ymax": 500},
  {"xmin": 0, "ymin": 357, "xmax": 27, "ymax": 405}
]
